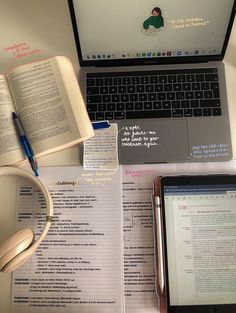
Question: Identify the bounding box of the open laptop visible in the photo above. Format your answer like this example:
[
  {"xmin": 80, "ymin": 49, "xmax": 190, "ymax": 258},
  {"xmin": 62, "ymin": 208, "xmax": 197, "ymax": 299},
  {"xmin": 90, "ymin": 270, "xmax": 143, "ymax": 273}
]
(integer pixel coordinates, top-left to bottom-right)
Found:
[{"xmin": 68, "ymin": 0, "xmax": 235, "ymax": 164}]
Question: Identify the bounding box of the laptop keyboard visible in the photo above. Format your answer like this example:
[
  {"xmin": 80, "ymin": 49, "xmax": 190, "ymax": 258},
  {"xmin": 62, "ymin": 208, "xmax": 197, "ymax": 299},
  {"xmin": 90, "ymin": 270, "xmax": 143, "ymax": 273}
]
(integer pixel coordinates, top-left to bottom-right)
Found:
[{"xmin": 86, "ymin": 68, "xmax": 221, "ymax": 121}]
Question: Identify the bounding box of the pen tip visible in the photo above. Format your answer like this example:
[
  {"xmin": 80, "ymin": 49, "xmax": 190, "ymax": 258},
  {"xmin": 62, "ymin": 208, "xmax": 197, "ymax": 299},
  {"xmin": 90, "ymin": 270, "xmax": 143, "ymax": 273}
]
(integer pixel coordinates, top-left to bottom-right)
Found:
[
  {"xmin": 34, "ymin": 170, "xmax": 39, "ymax": 177},
  {"xmin": 12, "ymin": 112, "xmax": 17, "ymax": 119}
]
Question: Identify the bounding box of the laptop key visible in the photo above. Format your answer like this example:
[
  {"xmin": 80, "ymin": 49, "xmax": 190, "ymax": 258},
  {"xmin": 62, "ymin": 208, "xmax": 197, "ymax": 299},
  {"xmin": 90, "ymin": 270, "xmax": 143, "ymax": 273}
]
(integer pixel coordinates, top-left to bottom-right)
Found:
[
  {"xmin": 132, "ymin": 77, "xmax": 140, "ymax": 84},
  {"xmin": 155, "ymin": 84, "xmax": 163, "ymax": 92},
  {"xmin": 126, "ymin": 110, "xmax": 171, "ymax": 119},
  {"xmin": 118, "ymin": 86, "xmax": 126, "ymax": 93},
  {"xmin": 191, "ymin": 100, "xmax": 199, "ymax": 108},
  {"xmin": 114, "ymin": 112, "xmax": 125, "ymax": 119},
  {"xmin": 172, "ymin": 109, "xmax": 183, "ymax": 117},
  {"xmin": 96, "ymin": 112, "xmax": 105, "ymax": 120},
  {"xmin": 182, "ymin": 83, "xmax": 191, "ymax": 91},
  {"xmin": 172, "ymin": 101, "xmax": 181, "ymax": 108},
  {"xmin": 127, "ymin": 85, "xmax": 136, "ymax": 93},
  {"xmin": 102, "ymin": 95, "xmax": 111, "ymax": 102},
  {"xmin": 112, "ymin": 94, "xmax": 120, "ymax": 102},
  {"xmin": 163, "ymin": 101, "xmax": 171, "ymax": 109},
  {"xmin": 141, "ymin": 76, "xmax": 149, "ymax": 84},
  {"xmin": 125, "ymin": 102, "xmax": 134, "ymax": 111},
  {"xmin": 205, "ymin": 74, "xmax": 218, "ymax": 81},
  {"xmin": 116, "ymin": 103, "xmax": 125, "ymax": 111},
  {"xmin": 212, "ymin": 108, "xmax": 222, "ymax": 116},
  {"xmin": 204, "ymin": 90, "xmax": 213, "ymax": 99},
  {"xmin": 192, "ymin": 82, "xmax": 200, "ymax": 90},
  {"xmin": 109, "ymin": 86, "xmax": 117, "ymax": 94},
  {"xmin": 104, "ymin": 77, "xmax": 113, "ymax": 85},
  {"xmin": 139, "ymin": 94, "xmax": 147, "ymax": 101},
  {"xmin": 100, "ymin": 86, "xmax": 109, "ymax": 94},
  {"xmin": 168, "ymin": 75, "xmax": 176, "ymax": 83},
  {"xmin": 148, "ymin": 93, "xmax": 156, "ymax": 101},
  {"xmin": 95, "ymin": 78, "xmax": 104, "ymax": 86},
  {"xmin": 123, "ymin": 77, "xmax": 131, "ymax": 85},
  {"xmin": 114, "ymin": 77, "xmax": 122, "ymax": 85},
  {"xmin": 146, "ymin": 85, "xmax": 154, "ymax": 92},
  {"xmin": 177, "ymin": 75, "xmax": 186, "ymax": 82},
  {"xmin": 173, "ymin": 84, "xmax": 182, "ymax": 91},
  {"xmin": 87, "ymin": 104, "xmax": 97, "ymax": 112},
  {"xmin": 157, "ymin": 93, "xmax": 166, "ymax": 101},
  {"xmin": 87, "ymin": 95, "xmax": 101, "ymax": 103},
  {"xmin": 193, "ymin": 109, "xmax": 203, "ymax": 116},
  {"xmin": 107, "ymin": 103, "xmax": 115, "ymax": 111},
  {"xmin": 121, "ymin": 94, "xmax": 129, "ymax": 102},
  {"xmin": 130, "ymin": 94, "xmax": 138, "ymax": 101},
  {"xmin": 185, "ymin": 91, "xmax": 194, "ymax": 99},
  {"xmin": 144, "ymin": 102, "xmax": 152, "ymax": 110},
  {"xmin": 105, "ymin": 112, "xmax": 114, "ymax": 120},
  {"xmin": 195, "ymin": 91, "xmax": 203, "ymax": 99},
  {"xmin": 87, "ymin": 87, "xmax": 99, "ymax": 95},
  {"xmin": 150, "ymin": 76, "xmax": 158, "ymax": 83},
  {"xmin": 200, "ymin": 99, "xmax": 221, "ymax": 107},
  {"xmin": 86, "ymin": 78, "xmax": 95, "ymax": 86},
  {"xmin": 203, "ymin": 108, "xmax": 212, "ymax": 116},
  {"xmin": 201, "ymin": 82, "xmax": 210, "ymax": 90},
  {"xmin": 211, "ymin": 82, "xmax": 220, "ymax": 98},
  {"xmin": 184, "ymin": 109, "xmax": 193, "ymax": 117},
  {"xmin": 167, "ymin": 92, "xmax": 175, "ymax": 100},
  {"xmin": 196, "ymin": 74, "xmax": 204, "ymax": 81},
  {"xmin": 153, "ymin": 101, "xmax": 162, "ymax": 110},
  {"xmin": 164, "ymin": 84, "xmax": 173, "ymax": 92},
  {"xmin": 137, "ymin": 85, "xmax": 145, "ymax": 93},
  {"xmin": 213, "ymin": 89, "xmax": 220, "ymax": 98},
  {"xmin": 186, "ymin": 74, "xmax": 195, "ymax": 82},
  {"xmin": 135, "ymin": 102, "xmax": 143, "ymax": 110},
  {"xmin": 159, "ymin": 76, "xmax": 167, "ymax": 83},
  {"xmin": 176, "ymin": 92, "xmax": 184, "ymax": 100},
  {"xmin": 181, "ymin": 100, "xmax": 190, "ymax": 108},
  {"xmin": 98, "ymin": 103, "xmax": 106, "ymax": 111}
]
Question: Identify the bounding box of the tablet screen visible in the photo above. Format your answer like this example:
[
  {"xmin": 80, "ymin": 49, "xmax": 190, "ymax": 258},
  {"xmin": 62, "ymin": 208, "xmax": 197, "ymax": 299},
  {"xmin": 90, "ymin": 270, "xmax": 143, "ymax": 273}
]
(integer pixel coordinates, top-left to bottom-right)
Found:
[{"xmin": 161, "ymin": 176, "xmax": 236, "ymax": 311}]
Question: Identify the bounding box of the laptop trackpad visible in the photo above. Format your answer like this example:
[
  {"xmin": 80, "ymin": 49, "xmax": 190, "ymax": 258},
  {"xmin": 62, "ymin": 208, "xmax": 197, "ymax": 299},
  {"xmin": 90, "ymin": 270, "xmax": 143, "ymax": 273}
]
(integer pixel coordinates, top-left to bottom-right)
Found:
[{"xmin": 118, "ymin": 119, "xmax": 189, "ymax": 163}]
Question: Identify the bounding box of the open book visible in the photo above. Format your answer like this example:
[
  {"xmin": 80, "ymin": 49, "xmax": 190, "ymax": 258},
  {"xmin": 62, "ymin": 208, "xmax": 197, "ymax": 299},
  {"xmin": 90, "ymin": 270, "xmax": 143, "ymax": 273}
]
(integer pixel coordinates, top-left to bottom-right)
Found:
[{"xmin": 0, "ymin": 56, "xmax": 94, "ymax": 166}]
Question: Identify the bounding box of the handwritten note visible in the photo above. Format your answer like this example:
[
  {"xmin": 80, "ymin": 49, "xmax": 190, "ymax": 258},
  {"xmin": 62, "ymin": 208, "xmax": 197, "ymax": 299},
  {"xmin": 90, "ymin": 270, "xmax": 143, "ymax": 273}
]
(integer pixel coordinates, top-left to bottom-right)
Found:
[
  {"xmin": 190, "ymin": 143, "xmax": 230, "ymax": 160},
  {"xmin": 120, "ymin": 125, "xmax": 159, "ymax": 149},
  {"xmin": 83, "ymin": 124, "xmax": 118, "ymax": 170},
  {"xmin": 3, "ymin": 42, "xmax": 41, "ymax": 59}
]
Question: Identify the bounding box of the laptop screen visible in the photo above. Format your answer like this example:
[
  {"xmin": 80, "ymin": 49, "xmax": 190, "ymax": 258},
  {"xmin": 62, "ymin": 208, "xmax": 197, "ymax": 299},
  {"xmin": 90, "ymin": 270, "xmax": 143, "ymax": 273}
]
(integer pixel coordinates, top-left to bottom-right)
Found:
[{"xmin": 70, "ymin": 0, "xmax": 235, "ymax": 63}]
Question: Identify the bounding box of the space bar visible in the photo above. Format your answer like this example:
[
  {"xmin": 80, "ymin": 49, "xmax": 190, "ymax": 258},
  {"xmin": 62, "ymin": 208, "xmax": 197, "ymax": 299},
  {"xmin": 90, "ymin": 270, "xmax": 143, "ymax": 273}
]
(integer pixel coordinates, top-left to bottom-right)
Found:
[{"xmin": 126, "ymin": 110, "xmax": 171, "ymax": 119}]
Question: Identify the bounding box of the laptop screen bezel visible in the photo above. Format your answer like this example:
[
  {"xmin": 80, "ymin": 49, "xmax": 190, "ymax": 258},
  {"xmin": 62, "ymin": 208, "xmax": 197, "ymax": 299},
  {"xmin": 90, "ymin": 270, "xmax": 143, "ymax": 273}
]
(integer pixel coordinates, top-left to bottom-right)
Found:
[{"xmin": 68, "ymin": 0, "xmax": 236, "ymax": 67}]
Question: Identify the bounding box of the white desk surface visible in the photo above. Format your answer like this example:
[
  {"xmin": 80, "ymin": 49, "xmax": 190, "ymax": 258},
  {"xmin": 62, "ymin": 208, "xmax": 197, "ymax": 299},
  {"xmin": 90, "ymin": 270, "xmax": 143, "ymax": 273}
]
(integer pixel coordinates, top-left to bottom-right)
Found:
[{"xmin": 0, "ymin": 1, "xmax": 236, "ymax": 312}]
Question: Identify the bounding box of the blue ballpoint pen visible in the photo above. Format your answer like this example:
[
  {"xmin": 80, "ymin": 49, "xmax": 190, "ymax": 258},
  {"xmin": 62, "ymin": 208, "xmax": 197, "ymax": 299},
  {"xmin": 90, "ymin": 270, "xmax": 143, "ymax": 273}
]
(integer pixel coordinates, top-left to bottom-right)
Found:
[{"xmin": 12, "ymin": 112, "xmax": 39, "ymax": 176}]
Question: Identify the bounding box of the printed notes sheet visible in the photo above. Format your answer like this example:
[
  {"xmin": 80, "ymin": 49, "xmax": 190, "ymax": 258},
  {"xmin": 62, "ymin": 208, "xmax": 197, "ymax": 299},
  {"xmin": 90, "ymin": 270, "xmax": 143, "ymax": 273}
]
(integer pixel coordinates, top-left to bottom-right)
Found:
[{"xmin": 11, "ymin": 167, "xmax": 124, "ymax": 313}]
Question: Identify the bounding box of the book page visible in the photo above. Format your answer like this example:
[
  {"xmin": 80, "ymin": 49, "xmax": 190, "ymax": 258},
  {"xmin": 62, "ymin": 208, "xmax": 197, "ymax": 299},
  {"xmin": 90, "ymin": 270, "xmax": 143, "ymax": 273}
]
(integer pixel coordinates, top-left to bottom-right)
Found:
[
  {"xmin": 0, "ymin": 75, "xmax": 25, "ymax": 165},
  {"xmin": 122, "ymin": 166, "xmax": 158, "ymax": 313},
  {"xmin": 11, "ymin": 166, "xmax": 124, "ymax": 313},
  {"xmin": 7, "ymin": 57, "xmax": 93, "ymax": 158}
]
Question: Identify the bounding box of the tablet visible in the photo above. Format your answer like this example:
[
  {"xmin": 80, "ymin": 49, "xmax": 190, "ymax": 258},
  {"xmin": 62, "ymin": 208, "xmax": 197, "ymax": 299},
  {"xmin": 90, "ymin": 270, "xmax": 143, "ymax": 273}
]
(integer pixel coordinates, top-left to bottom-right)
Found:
[{"xmin": 154, "ymin": 175, "xmax": 236, "ymax": 313}]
